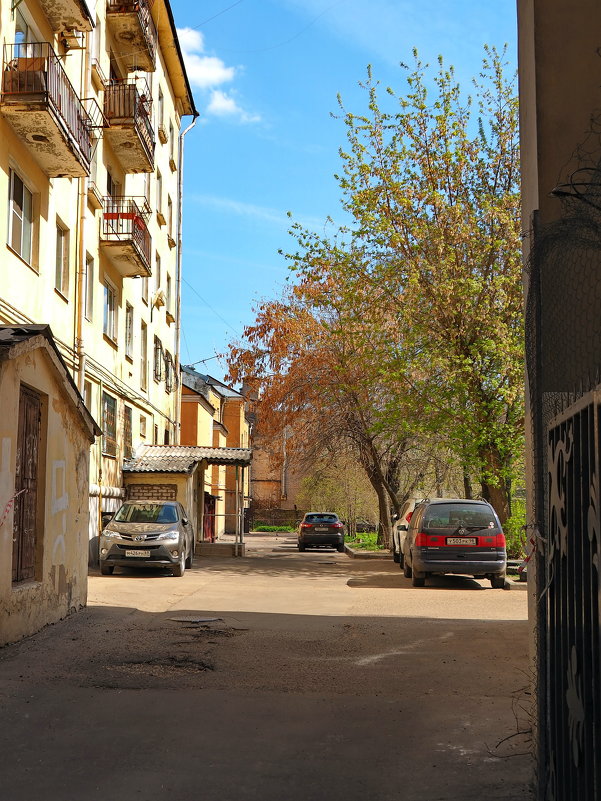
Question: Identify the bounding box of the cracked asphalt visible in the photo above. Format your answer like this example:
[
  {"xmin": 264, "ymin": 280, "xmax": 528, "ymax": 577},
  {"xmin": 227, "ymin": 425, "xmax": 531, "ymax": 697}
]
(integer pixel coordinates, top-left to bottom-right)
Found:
[{"xmin": 0, "ymin": 534, "xmax": 533, "ymax": 800}]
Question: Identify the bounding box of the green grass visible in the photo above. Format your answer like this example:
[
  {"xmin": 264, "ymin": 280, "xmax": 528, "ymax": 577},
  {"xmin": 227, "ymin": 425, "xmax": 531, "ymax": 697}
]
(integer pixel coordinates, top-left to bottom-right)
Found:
[
  {"xmin": 253, "ymin": 524, "xmax": 296, "ymax": 532},
  {"xmin": 345, "ymin": 532, "xmax": 385, "ymax": 551}
]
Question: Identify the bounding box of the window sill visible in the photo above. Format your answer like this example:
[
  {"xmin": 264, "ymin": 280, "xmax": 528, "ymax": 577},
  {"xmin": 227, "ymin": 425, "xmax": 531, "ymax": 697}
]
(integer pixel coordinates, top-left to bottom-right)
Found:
[
  {"xmin": 125, "ymin": 354, "xmax": 133, "ymax": 363},
  {"xmin": 102, "ymin": 452, "xmax": 117, "ymax": 460},
  {"xmin": 103, "ymin": 333, "xmax": 118, "ymax": 349},
  {"xmin": 54, "ymin": 288, "xmax": 69, "ymax": 303},
  {"xmin": 7, "ymin": 244, "xmax": 38, "ymax": 274}
]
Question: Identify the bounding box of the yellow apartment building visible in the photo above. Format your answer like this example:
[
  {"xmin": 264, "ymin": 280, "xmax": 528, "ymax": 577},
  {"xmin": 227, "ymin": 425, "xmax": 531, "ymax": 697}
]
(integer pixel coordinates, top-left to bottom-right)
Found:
[{"xmin": 0, "ymin": 0, "xmax": 196, "ymax": 559}]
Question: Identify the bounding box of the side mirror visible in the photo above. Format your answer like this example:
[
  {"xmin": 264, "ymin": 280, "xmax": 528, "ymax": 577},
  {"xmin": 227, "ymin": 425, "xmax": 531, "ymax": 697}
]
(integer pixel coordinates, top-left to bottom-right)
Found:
[
  {"xmin": 399, "ymin": 523, "xmax": 408, "ymax": 531},
  {"xmin": 101, "ymin": 512, "xmax": 114, "ymax": 528},
  {"xmin": 182, "ymin": 518, "xmax": 189, "ymax": 526},
  {"xmin": 391, "ymin": 513, "xmax": 399, "ymax": 521}
]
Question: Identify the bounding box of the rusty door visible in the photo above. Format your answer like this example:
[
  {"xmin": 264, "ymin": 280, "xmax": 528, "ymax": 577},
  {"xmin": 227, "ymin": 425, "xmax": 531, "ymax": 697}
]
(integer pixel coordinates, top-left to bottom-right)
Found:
[{"xmin": 12, "ymin": 385, "xmax": 41, "ymax": 583}]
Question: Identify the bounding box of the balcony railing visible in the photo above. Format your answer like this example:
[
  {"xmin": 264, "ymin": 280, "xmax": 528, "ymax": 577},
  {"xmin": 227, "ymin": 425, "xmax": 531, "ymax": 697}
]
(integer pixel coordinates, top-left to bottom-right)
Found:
[
  {"xmin": 1, "ymin": 42, "xmax": 92, "ymax": 174},
  {"xmin": 104, "ymin": 79, "xmax": 154, "ymax": 171},
  {"xmin": 101, "ymin": 196, "xmax": 151, "ymax": 275},
  {"xmin": 106, "ymin": 0, "xmax": 157, "ymax": 72}
]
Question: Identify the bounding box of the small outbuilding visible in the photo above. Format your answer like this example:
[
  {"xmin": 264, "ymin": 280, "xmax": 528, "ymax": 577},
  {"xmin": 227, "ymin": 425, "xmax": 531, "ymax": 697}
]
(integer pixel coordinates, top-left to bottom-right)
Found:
[
  {"xmin": 122, "ymin": 444, "xmax": 252, "ymax": 555},
  {"xmin": 0, "ymin": 326, "xmax": 99, "ymax": 646}
]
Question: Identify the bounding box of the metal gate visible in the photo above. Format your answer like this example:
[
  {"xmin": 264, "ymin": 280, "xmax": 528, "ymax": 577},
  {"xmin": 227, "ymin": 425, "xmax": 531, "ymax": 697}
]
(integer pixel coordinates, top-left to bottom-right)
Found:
[
  {"xmin": 12, "ymin": 385, "xmax": 41, "ymax": 583},
  {"xmin": 545, "ymin": 394, "xmax": 601, "ymax": 799}
]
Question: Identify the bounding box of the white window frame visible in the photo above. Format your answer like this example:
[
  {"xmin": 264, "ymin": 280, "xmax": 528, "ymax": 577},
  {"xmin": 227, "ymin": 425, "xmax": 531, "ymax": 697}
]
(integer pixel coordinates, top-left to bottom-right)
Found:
[
  {"xmin": 8, "ymin": 168, "xmax": 33, "ymax": 264},
  {"xmin": 103, "ymin": 280, "xmax": 117, "ymax": 342},
  {"xmin": 125, "ymin": 302, "xmax": 134, "ymax": 358},
  {"xmin": 84, "ymin": 253, "xmax": 94, "ymax": 321},
  {"xmin": 55, "ymin": 219, "xmax": 69, "ymax": 297}
]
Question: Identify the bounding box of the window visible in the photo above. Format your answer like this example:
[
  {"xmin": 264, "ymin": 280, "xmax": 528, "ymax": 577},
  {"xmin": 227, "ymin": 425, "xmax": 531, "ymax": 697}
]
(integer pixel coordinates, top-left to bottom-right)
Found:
[
  {"xmin": 163, "ymin": 427, "xmax": 170, "ymax": 445},
  {"xmin": 125, "ymin": 302, "xmax": 134, "ymax": 358},
  {"xmin": 123, "ymin": 405, "xmax": 133, "ymax": 460},
  {"xmin": 144, "ymin": 172, "xmax": 151, "ymax": 205},
  {"xmin": 84, "ymin": 254, "xmax": 94, "ymax": 321},
  {"xmin": 83, "ymin": 380, "xmax": 92, "ymax": 410},
  {"xmin": 153, "ymin": 336, "xmax": 163, "ymax": 381},
  {"xmin": 154, "ymin": 424, "xmax": 158, "ymax": 444},
  {"xmin": 141, "ymin": 276, "xmax": 149, "ymax": 304},
  {"xmin": 55, "ymin": 220, "xmax": 69, "ymax": 297},
  {"xmin": 140, "ymin": 321, "xmax": 148, "ymax": 390},
  {"xmin": 155, "ymin": 252, "xmax": 161, "ymax": 289},
  {"xmin": 102, "ymin": 392, "xmax": 117, "ymax": 456},
  {"xmin": 167, "ymin": 195, "xmax": 173, "ymax": 237},
  {"xmin": 158, "ymin": 88, "xmax": 164, "ymax": 129},
  {"xmin": 165, "ymin": 351, "xmax": 173, "ymax": 393},
  {"xmin": 8, "ymin": 169, "xmax": 33, "ymax": 263},
  {"xmin": 140, "ymin": 414, "xmax": 147, "ymax": 439},
  {"xmin": 103, "ymin": 281, "xmax": 117, "ymax": 341},
  {"xmin": 166, "ymin": 273, "xmax": 172, "ymax": 312},
  {"xmin": 156, "ymin": 171, "xmax": 162, "ymax": 213}
]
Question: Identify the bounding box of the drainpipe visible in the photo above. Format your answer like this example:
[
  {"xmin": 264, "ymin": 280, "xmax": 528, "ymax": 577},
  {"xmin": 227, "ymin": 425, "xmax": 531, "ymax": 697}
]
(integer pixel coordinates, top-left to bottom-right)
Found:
[
  {"xmin": 175, "ymin": 112, "xmax": 199, "ymax": 443},
  {"xmin": 75, "ymin": 30, "xmax": 93, "ymax": 394}
]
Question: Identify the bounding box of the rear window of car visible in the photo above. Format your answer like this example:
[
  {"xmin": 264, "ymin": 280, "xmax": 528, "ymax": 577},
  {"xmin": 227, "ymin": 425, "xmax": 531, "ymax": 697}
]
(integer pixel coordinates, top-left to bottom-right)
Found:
[
  {"xmin": 114, "ymin": 503, "xmax": 179, "ymax": 524},
  {"xmin": 423, "ymin": 504, "xmax": 498, "ymax": 531},
  {"xmin": 305, "ymin": 514, "xmax": 338, "ymax": 523}
]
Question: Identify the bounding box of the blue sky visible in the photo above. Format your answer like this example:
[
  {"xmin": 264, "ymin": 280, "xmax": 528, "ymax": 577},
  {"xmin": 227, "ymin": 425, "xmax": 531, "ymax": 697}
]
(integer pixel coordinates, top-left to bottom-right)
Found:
[{"xmin": 170, "ymin": 0, "xmax": 518, "ymax": 378}]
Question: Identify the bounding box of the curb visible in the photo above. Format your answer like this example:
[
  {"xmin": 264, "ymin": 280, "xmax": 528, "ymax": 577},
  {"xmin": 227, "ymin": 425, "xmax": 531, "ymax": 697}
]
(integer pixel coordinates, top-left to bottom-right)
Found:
[{"xmin": 344, "ymin": 545, "xmax": 389, "ymax": 559}]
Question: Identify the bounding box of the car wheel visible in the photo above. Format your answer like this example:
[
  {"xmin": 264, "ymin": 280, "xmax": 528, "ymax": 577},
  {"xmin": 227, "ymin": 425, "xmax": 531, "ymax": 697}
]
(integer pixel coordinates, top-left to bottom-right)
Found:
[
  {"xmin": 100, "ymin": 562, "xmax": 114, "ymax": 575},
  {"xmin": 298, "ymin": 543, "xmax": 306, "ymax": 552},
  {"xmin": 336, "ymin": 543, "xmax": 345, "ymax": 553},
  {"xmin": 185, "ymin": 542, "xmax": 194, "ymax": 569},
  {"xmin": 490, "ymin": 573, "xmax": 506, "ymax": 589},
  {"xmin": 172, "ymin": 552, "xmax": 186, "ymax": 577},
  {"xmin": 403, "ymin": 557, "xmax": 412, "ymax": 578},
  {"xmin": 398, "ymin": 551, "xmax": 404, "ymax": 569},
  {"xmin": 392, "ymin": 548, "xmax": 400, "ymax": 563},
  {"xmin": 412, "ymin": 571, "xmax": 425, "ymax": 588}
]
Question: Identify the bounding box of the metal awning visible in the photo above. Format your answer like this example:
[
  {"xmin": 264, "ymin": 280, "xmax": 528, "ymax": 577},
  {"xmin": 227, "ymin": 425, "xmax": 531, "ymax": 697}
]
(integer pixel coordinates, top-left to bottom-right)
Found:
[{"xmin": 123, "ymin": 444, "xmax": 252, "ymax": 474}]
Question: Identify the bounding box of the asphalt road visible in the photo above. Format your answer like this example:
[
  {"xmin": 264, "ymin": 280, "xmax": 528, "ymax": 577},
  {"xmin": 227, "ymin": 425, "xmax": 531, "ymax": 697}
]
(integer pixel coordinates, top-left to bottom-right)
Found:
[{"xmin": 0, "ymin": 534, "xmax": 533, "ymax": 801}]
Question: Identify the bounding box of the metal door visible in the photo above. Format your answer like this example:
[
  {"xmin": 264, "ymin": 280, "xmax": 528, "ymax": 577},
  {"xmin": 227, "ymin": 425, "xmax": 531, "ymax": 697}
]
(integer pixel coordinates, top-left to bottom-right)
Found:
[{"xmin": 12, "ymin": 385, "xmax": 41, "ymax": 583}]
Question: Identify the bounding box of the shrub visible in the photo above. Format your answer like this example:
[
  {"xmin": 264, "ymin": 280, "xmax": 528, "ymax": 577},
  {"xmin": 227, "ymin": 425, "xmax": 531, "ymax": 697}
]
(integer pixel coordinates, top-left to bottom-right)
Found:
[{"xmin": 504, "ymin": 501, "xmax": 526, "ymax": 558}]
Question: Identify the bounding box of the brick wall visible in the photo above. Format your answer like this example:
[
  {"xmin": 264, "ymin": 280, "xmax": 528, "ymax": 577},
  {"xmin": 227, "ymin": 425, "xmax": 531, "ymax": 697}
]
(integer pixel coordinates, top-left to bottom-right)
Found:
[{"xmin": 127, "ymin": 483, "xmax": 178, "ymax": 501}]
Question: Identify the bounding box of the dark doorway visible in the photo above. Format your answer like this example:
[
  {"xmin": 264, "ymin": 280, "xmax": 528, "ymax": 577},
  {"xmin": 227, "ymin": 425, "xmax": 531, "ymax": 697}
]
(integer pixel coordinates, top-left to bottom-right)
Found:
[{"xmin": 12, "ymin": 385, "xmax": 41, "ymax": 583}]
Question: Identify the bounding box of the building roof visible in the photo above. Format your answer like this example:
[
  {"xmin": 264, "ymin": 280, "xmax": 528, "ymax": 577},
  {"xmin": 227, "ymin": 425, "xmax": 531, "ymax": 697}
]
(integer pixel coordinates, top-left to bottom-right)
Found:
[
  {"xmin": 0, "ymin": 325, "xmax": 100, "ymax": 441},
  {"xmin": 124, "ymin": 445, "xmax": 252, "ymax": 474},
  {"xmin": 181, "ymin": 366, "xmax": 244, "ymax": 400},
  {"xmin": 154, "ymin": 0, "xmax": 197, "ymax": 117}
]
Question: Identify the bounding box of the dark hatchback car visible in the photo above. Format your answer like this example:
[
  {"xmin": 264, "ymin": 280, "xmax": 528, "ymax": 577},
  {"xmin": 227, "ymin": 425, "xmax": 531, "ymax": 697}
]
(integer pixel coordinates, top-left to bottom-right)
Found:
[
  {"xmin": 402, "ymin": 498, "xmax": 506, "ymax": 588},
  {"xmin": 298, "ymin": 512, "xmax": 345, "ymax": 552},
  {"xmin": 99, "ymin": 501, "xmax": 195, "ymax": 577}
]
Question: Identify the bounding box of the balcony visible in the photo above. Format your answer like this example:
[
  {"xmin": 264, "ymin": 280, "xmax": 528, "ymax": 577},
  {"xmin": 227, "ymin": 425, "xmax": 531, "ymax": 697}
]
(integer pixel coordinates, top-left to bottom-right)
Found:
[
  {"xmin": 106, "ymin": 0, "xmax": 157, "ymax": 73},
  {"xmin": 100, "ymin": 197, "xmax": 152, "ymax": 277},
  {"xmin": 104, "ymin": 80, "xmax": 154, "ymax": 173},
  {"xmin": 37, "ymin": 0, "xmax": 94, "ymax": 33},
  {"xmin": 0, "ymin": 43, "xmax": 93, "ymax": 178}
]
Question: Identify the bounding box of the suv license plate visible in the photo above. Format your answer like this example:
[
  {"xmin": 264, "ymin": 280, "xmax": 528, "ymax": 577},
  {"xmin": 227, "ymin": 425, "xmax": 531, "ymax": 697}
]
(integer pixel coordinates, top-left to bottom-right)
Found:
[
  {"xmin": 314, "ymin": 527, "xmax": 328, "ymax": 532},
  {"xmin": 446, "ymin": 537, "xmax": 477, "ymax": 546},
  {"xmin": 125, "ymin": 549, "xmax": 150, "ymax": 557}
]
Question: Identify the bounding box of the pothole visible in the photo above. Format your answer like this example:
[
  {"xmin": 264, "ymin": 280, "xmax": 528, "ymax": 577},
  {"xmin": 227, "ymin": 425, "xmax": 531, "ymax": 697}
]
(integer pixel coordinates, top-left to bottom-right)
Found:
[{"xmin": 109, "ymin": 656, "xmax": 214, "ymax": 676}]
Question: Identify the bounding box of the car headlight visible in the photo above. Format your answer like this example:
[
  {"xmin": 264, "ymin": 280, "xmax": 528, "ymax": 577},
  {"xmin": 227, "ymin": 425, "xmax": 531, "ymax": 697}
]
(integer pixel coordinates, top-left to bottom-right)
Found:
[
  {"xmin": 155, "ymin": 530, "xmax": 180, "ymax": 541},
  {"xmin": 101, "ymin": 530, "xmax": 121, "ymax": 539}
]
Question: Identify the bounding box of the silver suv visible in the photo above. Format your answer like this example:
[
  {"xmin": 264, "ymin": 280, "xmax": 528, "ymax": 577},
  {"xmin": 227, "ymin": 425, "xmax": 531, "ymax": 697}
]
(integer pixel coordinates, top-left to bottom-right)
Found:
[
  {"xmin": 402, "ymin": 498, "xmax": 506, "ymax": 588},
  {"xmin": 99, "ymin": 501, "xmax": 195, "ymax": 577}
]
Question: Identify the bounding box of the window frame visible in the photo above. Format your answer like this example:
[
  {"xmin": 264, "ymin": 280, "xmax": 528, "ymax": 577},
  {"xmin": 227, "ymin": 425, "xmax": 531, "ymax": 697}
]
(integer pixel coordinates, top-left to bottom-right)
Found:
[
  {"xmin": 103, "ymin": 280, "xmax": 117, "ymax": 342},
  {"xmin": 125, "ymin": 302, "xmax": 134, "ymax": 359},
  {"xmin": 55, "ymin": 219, "xmax": 69, "ymax": 298},
  {"xmin": 8, "ymin": 168, "xmax": 34, "ymax": 264},
  {"xmin": 101, "ymin": 391, "xmax": 117, "ymax": 457}
]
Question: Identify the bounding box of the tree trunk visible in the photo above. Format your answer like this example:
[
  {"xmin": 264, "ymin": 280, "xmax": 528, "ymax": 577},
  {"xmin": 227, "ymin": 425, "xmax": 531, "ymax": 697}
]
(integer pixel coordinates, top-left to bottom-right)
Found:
[
  {"xmin": 479, "ymin": 445, "xmax": 510, "ymax": 523},
  {"xmin": 463, "ymin": 465, "xmax": 473, "ymax": 499},
  {"xmin": 373, "ymin": 480, "xmax": 391, "ymax": 547}
]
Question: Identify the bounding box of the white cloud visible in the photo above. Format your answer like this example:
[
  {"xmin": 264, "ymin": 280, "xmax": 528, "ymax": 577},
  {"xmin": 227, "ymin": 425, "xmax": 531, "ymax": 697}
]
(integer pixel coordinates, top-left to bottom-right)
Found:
[
  {"xmin": 207, "ymin": 90, "xmax": 261, "ymax": 124},
  {"xmin": 177, "ymin": 27, "xmax": 260, "ymax": 124},
  {"xmin": 189, "ymin": 193, "xmax": 327, "ymax": 232}
]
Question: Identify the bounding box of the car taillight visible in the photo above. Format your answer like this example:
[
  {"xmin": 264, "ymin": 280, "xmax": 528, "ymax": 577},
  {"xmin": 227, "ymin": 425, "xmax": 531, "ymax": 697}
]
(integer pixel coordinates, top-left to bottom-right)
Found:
[
  {"xmin": 406, "ymin": 511, "xmax": 413, "ymax": 523},
  {"xmin": 334, "ymin": 523, "xmax": 344, "ymax": 529},
  {"xmin": 301, "ymin": 523, "xmax": 312, "ymax": 529},
  {"xmin": 415, "ymin": 532, "xmax": 438, "ymax": 546},
  {"xmin": 495, "ymin": 532, "xmax": 506, "ymax": 548}
]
